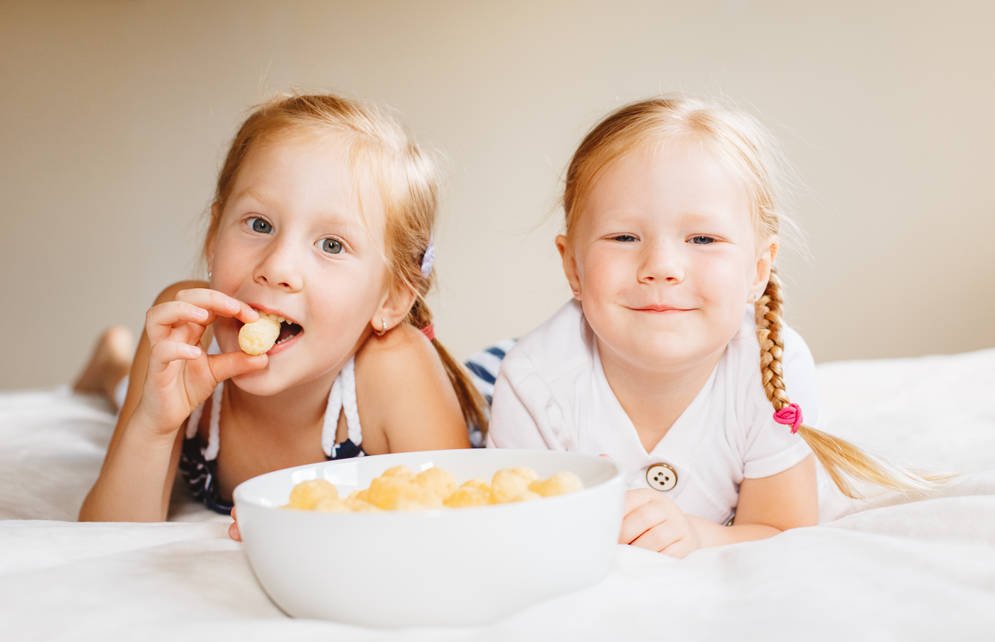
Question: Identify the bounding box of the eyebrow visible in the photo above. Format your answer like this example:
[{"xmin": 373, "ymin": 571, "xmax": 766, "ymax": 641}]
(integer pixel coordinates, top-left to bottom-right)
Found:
[
  {"xmin": 594, "ymin": 209, "xmax": 725, "ymax": 224},
  {"xmin": 231, "ymin": 188, "xmax": 361, "ymax": 229},
  {"xmin": 680, "ymin": 210, "xmax": 726, "ymax": 224},
  {"xmin": 228, "ymin": 188, "xmax": 274, "ymax": 210}
]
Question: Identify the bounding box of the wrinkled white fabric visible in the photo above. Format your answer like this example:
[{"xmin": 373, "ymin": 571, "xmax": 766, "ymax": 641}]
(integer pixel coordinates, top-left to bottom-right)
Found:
[{"xmin": 1, "ymin": 347, "xmax": 994, "ymax": 640}]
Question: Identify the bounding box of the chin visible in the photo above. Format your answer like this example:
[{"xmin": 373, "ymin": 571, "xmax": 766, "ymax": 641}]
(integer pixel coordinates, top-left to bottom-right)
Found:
[
  {"xmin": 629, "ymin": 337, "xmax": 708, "ymax": 369},
  {"xmin": 228, "ymin": 368, "xmax": 286, "ymax": 397}
]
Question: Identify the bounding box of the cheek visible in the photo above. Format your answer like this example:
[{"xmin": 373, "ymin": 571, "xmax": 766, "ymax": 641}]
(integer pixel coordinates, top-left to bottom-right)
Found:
[
  {"xmin": 581, "ymin": 249, "xmax": 631, "ymax": 294},
  {"xmin": 211, "ymin": 236, "xmax": 253, "ymax": 280},
  {"xmin": 693, "ymin": 253, "xmax": 752, "ymax": 303},
  {"xmin": 322, "ymin": 258, "xmax": 389, "ymax": 311}
]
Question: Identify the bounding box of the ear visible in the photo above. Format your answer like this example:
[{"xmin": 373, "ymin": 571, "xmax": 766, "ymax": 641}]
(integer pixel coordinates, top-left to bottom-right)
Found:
[
  {"xmin": 751, "ymin": 236, "xmax": 778, "ymax": 300},
  {"xmin": 555, "ymin": 234, "xmax": 582, "ymax": 300},
  {"xmin": 372, "ymin": 279, "xmax": 417, "ymax": 333}
]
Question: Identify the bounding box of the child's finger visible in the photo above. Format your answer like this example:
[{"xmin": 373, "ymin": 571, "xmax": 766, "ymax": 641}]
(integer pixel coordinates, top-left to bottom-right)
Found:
[
  {"xmin": 181, "ymin": 321, "xmax": 207, "ymax": 347},
  {"xmin": 146, "ymin": 301, "xmax": 212, "ymax": 340},
  {"xmin": 207, "ymin": 351, "xmax": 268, "ymax": 383},
  {"xmin": 622, "ymin": 488, "xmax": 657, "ymax": 515},
  {"xmin": 149, "ymin": 340, "xmax": 202, "ymax": 372},
  {"xmin": 659, "ymin": 537, "xmax": 694, "ymax": 558},
  {"xmin": 632, "ymin": 525, "xmax": 682, "ymax": 553},
  {"xmin": 175, "ymin": 288, "xmax": 259, "ymax": 324},
  {"xmin": 228, "ymin": 507, "xmax": 242, "ymax": 542},
  {"xmin": 618, "ymin": 500, "xmax": 667, "ymax": 544}
]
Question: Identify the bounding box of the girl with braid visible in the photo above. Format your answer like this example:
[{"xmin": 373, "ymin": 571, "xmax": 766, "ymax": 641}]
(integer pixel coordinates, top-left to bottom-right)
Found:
[
  {"xmin": 78, "ymin": 93, "xmax": 486, "ymax": 535},
  {"xmin": 487, "ymin": 96, "xmax": 939, "ymax": 557}
]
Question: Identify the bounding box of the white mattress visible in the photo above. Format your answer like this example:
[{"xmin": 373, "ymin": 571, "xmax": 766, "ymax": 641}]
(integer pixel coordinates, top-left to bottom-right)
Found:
[{"xmin": 2, "ymin": 348, "xmax": 994, "ymax": 640}]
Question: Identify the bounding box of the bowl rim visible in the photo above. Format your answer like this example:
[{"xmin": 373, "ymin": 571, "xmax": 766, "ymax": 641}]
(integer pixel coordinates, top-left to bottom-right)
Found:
[{"xmin": 232, "ymin": 448, "xmax": 622, "ymax": 518}]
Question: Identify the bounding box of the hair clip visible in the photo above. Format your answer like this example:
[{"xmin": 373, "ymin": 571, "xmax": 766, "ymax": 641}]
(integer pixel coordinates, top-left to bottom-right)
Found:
[
  {"xmin": 773, "ymin": 402, "xmax": 803, "ymax": 434},
  {"xmin": 421, "ymin": 323, "xmax": 435, "ymax": 341},
  {"xmin": 420, "ymin": 236, "xmax": 435, "ymax": 278}
]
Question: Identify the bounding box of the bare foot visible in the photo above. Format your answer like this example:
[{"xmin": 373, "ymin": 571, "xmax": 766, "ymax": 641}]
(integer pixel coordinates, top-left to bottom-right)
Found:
[{"xmin": 73, "ymin": 325, "xmax": 135, "ymax": 408}]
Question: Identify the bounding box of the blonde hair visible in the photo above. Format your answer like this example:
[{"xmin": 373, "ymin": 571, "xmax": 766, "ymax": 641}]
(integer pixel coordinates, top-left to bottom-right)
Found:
[
  {"xmin": 564, "ymin": 96, "xmax": 943, "ymax": 498},
  {"xmin": 205, "ymin": 93, "xmax": 487, "ymax": 434}
]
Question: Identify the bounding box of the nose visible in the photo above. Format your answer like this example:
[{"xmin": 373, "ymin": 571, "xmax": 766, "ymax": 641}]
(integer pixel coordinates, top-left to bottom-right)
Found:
[
  {"xmin": 253, "ymin": 239, "xmax": 303, "ymax": 292},
  {"xmin": 637, "ymin": 240, "xmax": 684, "ymax": 285}
]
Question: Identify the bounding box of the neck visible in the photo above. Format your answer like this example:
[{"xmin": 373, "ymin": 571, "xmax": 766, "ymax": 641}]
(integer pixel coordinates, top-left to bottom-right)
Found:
[
  {"xmin": 225, "ymin": 369, "xmax": 339, "ymax": 439},
  {"xmin": 597, "ymin": 341, "xmax": 723, "ymax": 452}
]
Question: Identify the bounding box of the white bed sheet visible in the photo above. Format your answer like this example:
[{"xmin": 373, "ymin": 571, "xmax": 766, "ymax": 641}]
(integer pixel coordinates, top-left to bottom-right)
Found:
[{"xmin": 2, "ymin": 348, "xmax": 994, "ymax": 640}]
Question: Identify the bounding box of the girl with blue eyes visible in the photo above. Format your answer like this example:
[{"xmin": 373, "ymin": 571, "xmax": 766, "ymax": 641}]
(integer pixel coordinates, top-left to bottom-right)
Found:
[
  {"xmin": 79, "ymin": 94, "xmax": 485, "ymax": 531},
  {"xmin": 487, "ymin": 97, "xmax": 939, "ymax": 557}
]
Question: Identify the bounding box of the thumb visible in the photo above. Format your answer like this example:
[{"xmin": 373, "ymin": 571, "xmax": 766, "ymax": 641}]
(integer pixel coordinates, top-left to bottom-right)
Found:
[{"xmin": 208, "ymin": 352, "xmax": 269, "ymax": 383}]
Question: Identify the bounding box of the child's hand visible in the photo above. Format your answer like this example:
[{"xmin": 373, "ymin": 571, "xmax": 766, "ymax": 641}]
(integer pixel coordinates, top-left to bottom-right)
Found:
[
  {"xmin": 136, "ymin": 288, "xmax": 267, "ymax": 437},
  {"xmin": 228, "ymin": 506, "xmax": 242, "ymax": 542},
  {"xmin": 618, "ymin": 489, "xmax": 701, "ymax": 558}
]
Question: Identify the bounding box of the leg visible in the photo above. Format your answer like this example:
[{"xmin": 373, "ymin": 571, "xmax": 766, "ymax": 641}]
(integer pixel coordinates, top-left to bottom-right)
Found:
[{"xmin": 72, "ymin": 325, "xmax": 135, "ymax": 410}]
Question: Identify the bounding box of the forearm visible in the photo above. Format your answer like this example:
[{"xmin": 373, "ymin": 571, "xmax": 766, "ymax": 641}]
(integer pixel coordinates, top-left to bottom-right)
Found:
[
  {"xmin": 78, "ymin": 413, "xmax": 180, "ymax": 522},
  {"xmin": 688, "ymin": 515, "xmax": 782, "ymax": 548}
]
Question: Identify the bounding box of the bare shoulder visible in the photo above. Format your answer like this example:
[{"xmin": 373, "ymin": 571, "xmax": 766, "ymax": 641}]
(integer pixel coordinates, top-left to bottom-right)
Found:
[
  {"xmin": 356, "ymin": 323, "xmax": 444, "ymax": 379},
  {"xmin": 355, "ymin": 323, "xmax": 469, "ymax": 452}
]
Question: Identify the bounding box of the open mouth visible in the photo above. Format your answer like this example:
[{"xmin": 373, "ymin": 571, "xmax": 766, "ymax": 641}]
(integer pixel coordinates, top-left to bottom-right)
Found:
[
  {"xmin": 238, "ymin": 310, "xmax": 305, "ymax": 353},
  {"xmin": 276, "ymin": 320, "xmax": 304, "ymax": 345}
]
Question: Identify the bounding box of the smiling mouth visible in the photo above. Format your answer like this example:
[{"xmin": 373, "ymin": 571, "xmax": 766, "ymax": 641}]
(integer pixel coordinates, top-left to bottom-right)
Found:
[{"xmin": 631, "ymin": 306, "xmax": 694, "ymax": 313}]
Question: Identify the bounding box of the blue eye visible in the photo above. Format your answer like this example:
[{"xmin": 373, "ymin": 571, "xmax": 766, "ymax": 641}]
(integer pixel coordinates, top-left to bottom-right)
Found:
[
  {"xmin": 611, "ymin": 234, "xmax": 638, "ymax": 243},
  {"xmin": 689, "ymin": 235, "xmax": 715, "ymax": 245},
  {"xmin": 248, "ymin": 217, "xmax": 272, "ymax": 234},
  {"xmin": 319, "ymin": 238, "xmax": 344, "ymax": 255}
]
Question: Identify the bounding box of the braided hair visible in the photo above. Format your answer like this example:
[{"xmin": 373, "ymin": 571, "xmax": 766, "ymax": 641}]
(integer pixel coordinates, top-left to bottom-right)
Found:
[{"xmin": 564, "ymin": 96, "xmax": 946, "ymax": 498}]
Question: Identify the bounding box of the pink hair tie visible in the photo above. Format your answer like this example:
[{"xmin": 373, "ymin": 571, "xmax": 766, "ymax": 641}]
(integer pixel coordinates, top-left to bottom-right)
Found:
[
  {"xmin": 421, "ymin": 324, "xmax": 436, "ymax": 342},
  {"xmin": 773, "ymin": 403, "xmax": 803, "ymax": 434}
]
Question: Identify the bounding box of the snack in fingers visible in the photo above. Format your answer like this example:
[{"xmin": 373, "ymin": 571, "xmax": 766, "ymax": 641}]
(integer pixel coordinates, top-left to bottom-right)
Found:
[{"xmin": 238, "ymin": 313, "xmax": 282, "ymax": 355}]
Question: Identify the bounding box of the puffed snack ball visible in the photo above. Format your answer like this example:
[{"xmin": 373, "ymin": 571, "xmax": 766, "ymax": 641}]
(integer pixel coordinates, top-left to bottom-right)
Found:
[
  {"xmin": 366, "ymin": 474, "xmax": 442, "ymax": 511},
  {"xmin": 283, "ymin": 465, "xmax": 585, "ymax": 513},
  {"xmin": 344, "ymin": 494, "xmax": 380, "ymax": 512},
  {"xmin": 381, "ymin": 465, "xmax": 415, "ymax": 481},
  {"xmin": 413, "ymin": 466, "xmax": 458, "ymax": 500},
  {"xmin": 443, "ymin": 480, "xmax": 493, "ymax": 508},
  {"xmin": 238, "ymin": 313, "xmax": 281, "ymax": 355},
  {"xmin": 490, "ymin": 467, "xmax": 539, "ymax": 504},
  {"xmin": 529, "ymin": 471, "xmax": 584, "ymax": 497},
  {"xmin": 286, "ymin": 479, "xmax": 338, "ymax": 510},
  {"xmin": 313, "ymin": 496, "xmax": 348, "ymax": 512}
]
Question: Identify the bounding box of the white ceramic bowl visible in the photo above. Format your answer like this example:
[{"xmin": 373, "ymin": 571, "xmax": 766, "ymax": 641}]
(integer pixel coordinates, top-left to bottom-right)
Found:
[{"xmin": 233, "ymin": 448, "xmax": 623, "ymax": 627}]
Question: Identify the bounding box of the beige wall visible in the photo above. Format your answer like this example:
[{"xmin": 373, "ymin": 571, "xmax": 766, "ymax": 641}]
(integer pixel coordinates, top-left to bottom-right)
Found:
[{"xmin": 2, "ymin": 1, "xmax": 993, "ymax": 389}]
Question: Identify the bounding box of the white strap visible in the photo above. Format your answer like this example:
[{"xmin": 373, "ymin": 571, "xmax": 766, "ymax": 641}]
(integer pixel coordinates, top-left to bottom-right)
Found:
[
  {"xmin": 341, "ymin": 358, "xmax": 363, "ymax": 445},
  {"xmin": 203, "ymin": 382, "xmax": 223, "ymax": 461},
  {"xmin": 190, "ymin": 338, "xmax": 223, "ymax": 459},
  {"xmin": 185, "ymin": 404, "xmax": 203, "ymax": 440},
  {"xmin": 321, "ymin": 373, "xmax": 343, "ymax": 457},
  {"xmin": 192, "ymin": 339, "xmax": 360, "ymax": 461},
  {"xmin": 320, "ymin": 357, "xmax": 362, "ymax": 457}
]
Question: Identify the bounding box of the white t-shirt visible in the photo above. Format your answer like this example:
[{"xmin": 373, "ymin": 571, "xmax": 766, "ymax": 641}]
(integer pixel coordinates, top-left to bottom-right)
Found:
[{"xmin": 486, "ymin": 300, "xmax": 818, "ymax": 525}]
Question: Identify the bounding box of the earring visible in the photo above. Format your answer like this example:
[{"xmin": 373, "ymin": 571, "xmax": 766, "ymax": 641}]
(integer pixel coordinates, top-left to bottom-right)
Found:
[{"xmin": 374, "ymin": 317, "xmax": 387, "ymax": 336}]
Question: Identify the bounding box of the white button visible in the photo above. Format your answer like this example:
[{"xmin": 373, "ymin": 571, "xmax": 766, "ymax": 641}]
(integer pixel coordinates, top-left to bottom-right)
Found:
[{"xmin": 646, "ymin": 463, "xmax": 678, "ymax": 492}]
